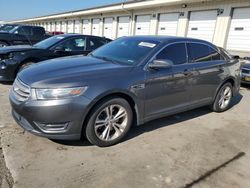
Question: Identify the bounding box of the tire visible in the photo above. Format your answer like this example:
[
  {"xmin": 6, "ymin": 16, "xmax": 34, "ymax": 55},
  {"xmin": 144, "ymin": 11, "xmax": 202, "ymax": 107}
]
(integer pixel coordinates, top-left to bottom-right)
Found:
[
  {"xmin": 211, "ymin": 82, "xmax": 233, "ymax": 112},
  {"xmin": 85, "ymin": 97, "xmax": 133, "ymax": 147},
  {"xmin": 17, "ymin": 62, "xmax": 35, "ymax": 74},
  {"xmin": 0, "ymin": 41, "xmax": 8, "ymax": 48}
]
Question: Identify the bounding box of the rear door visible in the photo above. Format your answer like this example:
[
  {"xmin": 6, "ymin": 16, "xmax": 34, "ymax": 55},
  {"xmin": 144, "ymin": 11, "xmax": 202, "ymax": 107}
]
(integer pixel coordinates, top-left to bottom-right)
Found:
[
  {"xmin": 187, "ymin": 42, "xmax": 226, "ymax": 104},
  {"xmin": 48, "ymin": 37, "xmax": 88, "ymax": 58},
  {"xmin": 11, "ymin": 26, "xmax": 33, "ymax": 45},
  {"xmin": 144, "ymin": 42, "xmax": 193, "ymax": 119}
]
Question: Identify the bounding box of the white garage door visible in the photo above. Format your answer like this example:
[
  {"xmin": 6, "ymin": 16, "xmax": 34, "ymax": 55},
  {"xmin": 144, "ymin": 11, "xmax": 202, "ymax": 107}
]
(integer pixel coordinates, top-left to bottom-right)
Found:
[
  {"xmin": 47, "ymin": 23, "xmax": 51, "ymax": 32},
  {"xmin": 117, "ymin": 16, "xmax": 130, "ymax": 38},
  {"xmin": 51, "ymin": 22, "xmax": 56, "ymax": 32},
  {"xmin": 82, "ymin": 20, "xmax": 90, "ymax": 35},
  {"xmin": 158, "ymin": 13, "xmax": 179, "ymax": 36},
  {"xmin": 187, "ymin": 10, "xmax": 217, "ymax": 42},
  {"xmin": 103, "ymin": 18, "xmax": 113, "ymax": 39},
  {"xmin": 56, "ymin": 22, "xmax": 61, "ymax": 32},
  {"xmin": 67, "ymin": 20, "xmax": 74, "ymax": 33},
  {"xmin": 74, "ymin": 20, "xmax": 81, "ymax": 34},
  {"xmin": 227, "ymin": 7, "xmax": 250, "ymax": 52},
  {"xmin": 135, "ymin": 15, "xmax": 151, "ymax": 35},
  {"xmin": 62, "ymin": 21, "xmax": 67, "ymax": 33},
  {"xmin": 92, "ymin": 19, "xmax": 101, "ymax": 36}
]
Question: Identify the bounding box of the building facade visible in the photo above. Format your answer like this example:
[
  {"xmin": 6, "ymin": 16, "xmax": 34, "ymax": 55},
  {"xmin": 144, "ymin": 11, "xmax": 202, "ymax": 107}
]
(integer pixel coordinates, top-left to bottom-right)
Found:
[{"xmin": 10, "ymin": 0, "xmax": 250, "ymax": 56}]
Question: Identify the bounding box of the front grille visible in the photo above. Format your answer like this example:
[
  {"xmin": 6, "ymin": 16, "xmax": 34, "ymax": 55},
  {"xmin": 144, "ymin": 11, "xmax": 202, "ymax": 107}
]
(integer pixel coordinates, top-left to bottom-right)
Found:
[
  {"xmin": 242, "ymin": 68, "xmax": 250, "ymax": 74},
  {"xmin": 12, "ymin": 78, "xmax": 31, "ymax": 102}
]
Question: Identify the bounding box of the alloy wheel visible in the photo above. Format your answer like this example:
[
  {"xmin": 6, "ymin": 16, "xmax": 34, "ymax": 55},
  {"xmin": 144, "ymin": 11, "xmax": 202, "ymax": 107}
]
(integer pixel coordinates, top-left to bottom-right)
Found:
[
  {"xmin": 94, "ymin": 104, "xmax": 128, "ymax": 141},
  {"xmin": 218, "ymin": 86, "xmax": 232, "ymax": 109}
]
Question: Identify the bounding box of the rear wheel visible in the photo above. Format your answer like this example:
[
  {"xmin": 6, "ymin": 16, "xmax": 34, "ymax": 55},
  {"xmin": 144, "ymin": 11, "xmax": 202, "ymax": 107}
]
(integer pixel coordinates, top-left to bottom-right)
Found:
[
  {"xmin": 0, "ymin": 41, "xmax": 8, "ymax": 48},
  {"xmin": 85, "ymin": 97, "xmax": 133, "ymax": 147},
  {"xmin": 17, "ymin": 62, "xmax": 35, "ymax": 73},
  {"xmin": 211, "ymin": 82, "xmax": 233, "ymax": 112}
]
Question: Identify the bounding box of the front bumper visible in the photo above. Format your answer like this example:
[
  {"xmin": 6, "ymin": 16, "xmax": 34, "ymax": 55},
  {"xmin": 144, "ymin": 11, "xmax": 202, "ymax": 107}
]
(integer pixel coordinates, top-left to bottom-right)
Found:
[
  {"xmin": 0, "ymin": 59, "xmax": 18, "ymax": 82},
  {"xmin": 241, "ymin": 72, "xmax": 250, "ymax": 84},
  {"xmin": 9, "ymin": 88, "xmax": 92, "ymax": 140}
]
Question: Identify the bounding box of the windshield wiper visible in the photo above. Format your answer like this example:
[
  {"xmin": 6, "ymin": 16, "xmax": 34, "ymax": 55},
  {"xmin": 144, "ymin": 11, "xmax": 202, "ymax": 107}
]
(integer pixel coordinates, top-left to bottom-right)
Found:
[{"xmin": 91, "ymin": 54, "xmax": 119, "ymax": 64}]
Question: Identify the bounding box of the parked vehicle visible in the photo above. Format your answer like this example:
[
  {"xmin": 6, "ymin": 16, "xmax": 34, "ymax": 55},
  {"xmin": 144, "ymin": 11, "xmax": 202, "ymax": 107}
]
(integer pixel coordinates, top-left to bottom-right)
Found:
[
  {"xmin": 9, "ymin": 36, "xmax": 241, "ymax": 147},
  {"xmin": 0, "ymin": 34, "xmax": 112, "ymax": 81},
  {"xmin": 241, "ymin": 63, "xmax": 250, "ymax": 84},
  {"xmin": 49, "ymin": 31, "xmax": 64, "ymax": 35},
  {"xmin": 0, "ymin": 24, "xmax": 18, "ymax": 33},
  {"xmin": 0, "ymin": 25, "xmax": 50, "ymax": 47}
]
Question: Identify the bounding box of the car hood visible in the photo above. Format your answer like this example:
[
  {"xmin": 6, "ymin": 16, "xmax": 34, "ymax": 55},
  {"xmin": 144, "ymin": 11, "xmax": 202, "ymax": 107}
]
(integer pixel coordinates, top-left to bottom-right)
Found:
[
  {"xmin": 18, "ymin": 56, "xmax": 133, "ymax": 88},
  {"xmin": 243, "ymin": 63, "xmax": 250, "ymax": 69},
  {"xmin": 0, "ymin": 45, "xmax": 42, "ymax": 54}
]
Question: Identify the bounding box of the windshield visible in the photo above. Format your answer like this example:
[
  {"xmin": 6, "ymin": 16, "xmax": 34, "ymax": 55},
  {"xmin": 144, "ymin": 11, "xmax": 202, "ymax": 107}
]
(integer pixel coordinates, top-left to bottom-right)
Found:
[
  {"xmin": 0, "ymin": 25, "xmax": 17, "ymax": 32},
  {"xmin": 90, "ymin": 37, "xmax": 160, "ymax": 65},
  {"xmin": 34, "ymin": 35, "xmax": 65, "ymax": 49}
]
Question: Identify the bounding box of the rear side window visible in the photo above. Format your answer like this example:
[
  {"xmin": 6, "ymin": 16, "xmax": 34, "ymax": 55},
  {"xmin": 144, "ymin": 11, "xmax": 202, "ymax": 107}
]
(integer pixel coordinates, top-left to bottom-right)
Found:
[
  {"xmin": 188, "ymin": 43, "xmax": 223, "ymax": 63},
  {"xmin": 156, "ymin": 43, "xmax": 187, "ymax": 65},
  {"xmin": 88, "ymin": 38, "xmax": 107, "ymax": 51},
  {"xmin": 32, "ymin": 27, "xmax": 45, "ymax": 36}
]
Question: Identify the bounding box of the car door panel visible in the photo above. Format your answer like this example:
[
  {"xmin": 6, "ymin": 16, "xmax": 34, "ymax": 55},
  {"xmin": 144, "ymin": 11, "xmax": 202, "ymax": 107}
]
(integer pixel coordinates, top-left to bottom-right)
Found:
[{"xmin": 144, "ymin": 42, "xmax": 192, "ymax": 119}]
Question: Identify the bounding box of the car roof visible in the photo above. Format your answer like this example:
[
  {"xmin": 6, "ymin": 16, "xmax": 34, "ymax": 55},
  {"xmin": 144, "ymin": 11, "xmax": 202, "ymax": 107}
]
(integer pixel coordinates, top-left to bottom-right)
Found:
[
  {"xmin": 55, "ymin": 33, "xmax": 111, "ymax": 39},
  {"xmin": 122, "ymin": 35, "xmax": 214, "ymax": 46}
]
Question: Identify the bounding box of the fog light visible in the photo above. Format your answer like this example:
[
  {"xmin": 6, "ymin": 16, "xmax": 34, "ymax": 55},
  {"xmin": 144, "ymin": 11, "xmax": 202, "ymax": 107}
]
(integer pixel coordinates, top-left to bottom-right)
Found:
[
  {"xmin": 35, "ymin": 122, "xmax": 69, "ymax": 133},
  {"xmin": 0, "ymin": 62, "xmax": 7, "ymax": 69}
]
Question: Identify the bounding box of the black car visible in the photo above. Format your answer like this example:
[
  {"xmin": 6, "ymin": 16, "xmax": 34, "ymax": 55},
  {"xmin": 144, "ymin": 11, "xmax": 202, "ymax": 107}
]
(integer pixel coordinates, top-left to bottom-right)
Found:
[
  {"xmin": 9, "ymin": 36, "xmax": 241, "ymax": 147},
  {"xmin": 0, "ymin": 25, "xmax": 50, "ymax": 47},
  {"xmin": 0, "ymin": 34, "xmax": 111, "ymax": 81}
]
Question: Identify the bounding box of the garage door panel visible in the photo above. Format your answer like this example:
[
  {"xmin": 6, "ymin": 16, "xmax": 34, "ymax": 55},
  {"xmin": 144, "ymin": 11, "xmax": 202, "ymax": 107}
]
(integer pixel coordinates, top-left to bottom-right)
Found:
[
  {"xmin": 92, "ymin": 19, "xmax": 101, "ymax": 36},
  {"xmin": 74, "ymin": 20, "xmax": 81, "ymax": 34},
  {"xmin": 187, "ymin": 10, "xmax": 217, "ymax": 42},
  {"xmin": 158, "ymin": 13, "xmax": 179, "ymax": 36},
  {"xmin": 67, "ymin": 20, "xmax": 74, "ymax": 33},
  {"xmin": 103, "ymin": 18, "xmax": 113, "ymax": 39},
  {"xmin": 227, "ymin": 7, "xmax": 250, "ymax": 51},
  {"xmin": 117, "ymin": 16, "xmax": 130, "ymax": 37},
  {"xmin": 135, "ymin": 15, "xmax": 151, "ymax": 35},
  {"xmin": 82, "ymin": 20, "xmax": 90, "ymax": 35}
]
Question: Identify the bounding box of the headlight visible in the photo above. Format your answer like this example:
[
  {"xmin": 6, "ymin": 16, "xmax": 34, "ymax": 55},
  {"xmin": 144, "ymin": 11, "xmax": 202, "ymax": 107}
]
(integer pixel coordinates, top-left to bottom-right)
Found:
[{"xmin": 35, "ymin": 87, "xmax": 88, "ymax": 100}]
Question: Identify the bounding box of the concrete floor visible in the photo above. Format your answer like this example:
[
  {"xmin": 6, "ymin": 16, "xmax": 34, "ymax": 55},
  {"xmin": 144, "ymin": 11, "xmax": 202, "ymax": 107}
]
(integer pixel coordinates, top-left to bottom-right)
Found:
[{"xmin": 0, "ymin": 83, "xmax": 250, "ymax": 188}]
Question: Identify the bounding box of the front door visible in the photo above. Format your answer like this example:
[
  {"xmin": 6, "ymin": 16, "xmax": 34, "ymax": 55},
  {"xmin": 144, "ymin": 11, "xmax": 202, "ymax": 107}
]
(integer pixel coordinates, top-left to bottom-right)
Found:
[{"xmin": 144, "ymin": 42, "xmax": 193, "ymax": 120}]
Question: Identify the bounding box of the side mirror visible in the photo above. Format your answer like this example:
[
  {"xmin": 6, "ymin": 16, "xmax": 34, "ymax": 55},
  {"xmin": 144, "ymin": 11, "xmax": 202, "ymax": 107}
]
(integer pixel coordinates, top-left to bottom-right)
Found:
[
  {"xmin": 232, "ymin": 55, "xmax": 240, "ymax": 60},
  {"xmin": 148, "ymin": 59, "xmax": 173, "ymax": 69},
  {"xmin": 54, "ymin": 46, "xmax": 65, "ymax": 53}
]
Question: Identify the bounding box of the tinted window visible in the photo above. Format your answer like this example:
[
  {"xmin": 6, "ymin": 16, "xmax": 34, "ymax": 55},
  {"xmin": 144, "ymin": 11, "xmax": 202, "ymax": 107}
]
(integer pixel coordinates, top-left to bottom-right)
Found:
[
  {"xmin": 34, "ymin": 35, "xmax": 65, "ymax": 49},
  {"xmin": 188, "ymin": 43, "xmax": 224, "ymax": 63},
  {"xmin": 32, "ymin": 27, "xmax": 44, "ymax": 36},
  {"xmin": 91, "ymin": 38, "xmax": 159, "ymax": 65},
  {"xmin": 56, "ymin": 37, "xmax": 86, "ymax": 52},
  {"xmin": 209, "ymin": 47, "xmax": 223, "ymax": 61},
  {"xmin": 156, "ymin": 43, "xmax": 187, "ymax": 65},
  {"xmin": 15, "ymin": 26, "xmax": 32, "ymax": 35},
  {"xmin": 188, "ymin": 43, "xmax": 211, "ymax": 63},
  {"xmin": 88, "ymin": 38, "xmax": 107, "ymax": 51}
]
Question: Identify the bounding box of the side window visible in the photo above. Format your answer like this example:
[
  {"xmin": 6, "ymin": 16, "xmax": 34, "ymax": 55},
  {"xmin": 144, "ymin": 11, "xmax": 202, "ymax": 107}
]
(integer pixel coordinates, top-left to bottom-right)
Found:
[
  {"xmin": 156, "ymin": 43, "xmax": 187, "ymax": 65},
  {"xmin": 32, "ymin": 27, "xmax": 44, "ymax": 36},
  {"xmin": 15, "ymin": 26, "xmax": 32, "ymax": 35},
  {"xmin": 209, "ymin": 47, "xmax": 223, "ymax": 61},
  {"xmin": 88, "ymin": 38, "xmax": 106, "ymax": 51},
  {"xmin": 56, "ymin": 38, "xmax": 86, "ymax": 52},
  {"xmin": 188, "ymin": 43, "xmax": 211, "ymax": 63}
]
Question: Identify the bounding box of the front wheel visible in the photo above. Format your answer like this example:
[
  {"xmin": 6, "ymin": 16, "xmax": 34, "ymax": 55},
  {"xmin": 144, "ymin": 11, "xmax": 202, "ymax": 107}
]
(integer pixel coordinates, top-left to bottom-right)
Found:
[
  {"xmin": 85, "ymin": 97, "xmax": 133, "ymax": 147},
  {"xmin": 211, "ymin": 82, "xmax": 233, "ymax": 112}
]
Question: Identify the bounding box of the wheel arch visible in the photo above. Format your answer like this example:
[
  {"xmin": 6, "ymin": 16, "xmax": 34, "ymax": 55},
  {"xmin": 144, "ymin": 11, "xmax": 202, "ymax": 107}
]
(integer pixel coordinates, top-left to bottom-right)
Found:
[
  {"xmin": 213, "ymin": 77, "xmax": 236, "ymax": 101},
  {"xmin": 81, "ymin": 91, "xmax": 141, "ymax": 138},
  {"xmin": 15, "ymin": 58, "xmax": 40, "ymax": 76}
]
